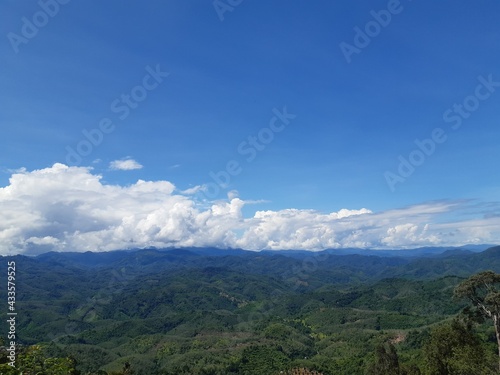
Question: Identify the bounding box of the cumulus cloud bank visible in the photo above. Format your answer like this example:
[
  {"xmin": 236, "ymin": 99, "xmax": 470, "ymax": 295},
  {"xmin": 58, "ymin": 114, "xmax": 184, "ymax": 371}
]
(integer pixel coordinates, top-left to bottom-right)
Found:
[{"xmin": 0, "ymin": 164, "xmax": 499, "ymax": 255}]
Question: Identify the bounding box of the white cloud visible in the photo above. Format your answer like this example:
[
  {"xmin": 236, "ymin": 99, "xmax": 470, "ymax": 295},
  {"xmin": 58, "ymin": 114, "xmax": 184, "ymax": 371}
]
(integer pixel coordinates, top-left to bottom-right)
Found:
[
  {"xmin": 180, "ymin": 185, "xmax": 204, "ymax": 195},
  {"xmin": 109, "ymin": 158, "xmax": 143, "ymax": 171},
  {"xmin": 0, "ymin": 164, "xmax": 499, "ymax": 255}
]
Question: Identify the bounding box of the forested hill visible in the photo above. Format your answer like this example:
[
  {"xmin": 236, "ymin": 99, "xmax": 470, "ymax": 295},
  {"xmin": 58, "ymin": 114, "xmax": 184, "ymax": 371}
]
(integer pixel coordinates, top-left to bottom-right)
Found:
[{"xmin": 1, "ymin": 245, "xmax": 500, "ymax": 374}]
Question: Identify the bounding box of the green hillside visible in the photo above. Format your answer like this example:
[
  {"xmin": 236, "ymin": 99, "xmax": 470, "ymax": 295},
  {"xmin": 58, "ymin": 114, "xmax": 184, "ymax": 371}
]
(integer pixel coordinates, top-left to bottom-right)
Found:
[{"xmin": 1, "ymin": 247, "xmax": 500, "ymax": 374}]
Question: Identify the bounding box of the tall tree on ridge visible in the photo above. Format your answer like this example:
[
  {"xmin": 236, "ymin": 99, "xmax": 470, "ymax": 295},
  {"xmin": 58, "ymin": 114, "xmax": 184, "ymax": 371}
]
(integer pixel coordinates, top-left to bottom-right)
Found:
[{"xmin": 454, "ymin": 270, "xmax": 500, "ymax": 372}]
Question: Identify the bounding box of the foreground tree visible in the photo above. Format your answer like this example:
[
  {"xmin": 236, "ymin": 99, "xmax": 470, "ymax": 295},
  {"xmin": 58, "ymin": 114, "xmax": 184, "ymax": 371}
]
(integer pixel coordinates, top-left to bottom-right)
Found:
[
  {"xmin": 423, "ymin": 318, "xmax": 493, "ymax": 374},
  {"xmin": 454, "ymin": 270, "xmax": 500, "ymax": 372}
]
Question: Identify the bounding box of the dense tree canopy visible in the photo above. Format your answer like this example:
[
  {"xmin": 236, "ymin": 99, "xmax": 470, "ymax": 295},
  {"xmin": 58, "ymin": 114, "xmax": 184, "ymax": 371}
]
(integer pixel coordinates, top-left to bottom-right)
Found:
[{"xmin": 2, "ymin": 250, "xmax": 500, "ymax": 374}]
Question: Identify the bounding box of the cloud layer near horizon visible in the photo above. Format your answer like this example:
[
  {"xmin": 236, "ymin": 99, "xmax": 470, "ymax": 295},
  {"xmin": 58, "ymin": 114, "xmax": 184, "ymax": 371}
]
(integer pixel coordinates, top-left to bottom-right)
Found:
[{"xmin": 0, "ymin": 164, "xmax": 499, "ymax": 255}]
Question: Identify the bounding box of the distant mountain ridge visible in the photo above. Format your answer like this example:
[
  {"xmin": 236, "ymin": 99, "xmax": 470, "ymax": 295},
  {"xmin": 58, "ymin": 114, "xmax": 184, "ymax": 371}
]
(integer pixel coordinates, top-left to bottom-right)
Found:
[
  {"xmin": 30, "ymin": 243, "xmax": 497, "ymax": 266},
  {"xmin": 0, "ymin": 244, "xmax": 496, "ymax": 285}
]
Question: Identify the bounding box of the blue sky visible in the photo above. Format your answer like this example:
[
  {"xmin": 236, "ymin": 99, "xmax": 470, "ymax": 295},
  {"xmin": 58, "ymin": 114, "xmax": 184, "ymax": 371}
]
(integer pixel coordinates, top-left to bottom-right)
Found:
[{"xmin": 1, "ymin": 0, "xmax": 499, "ymax": 253}]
